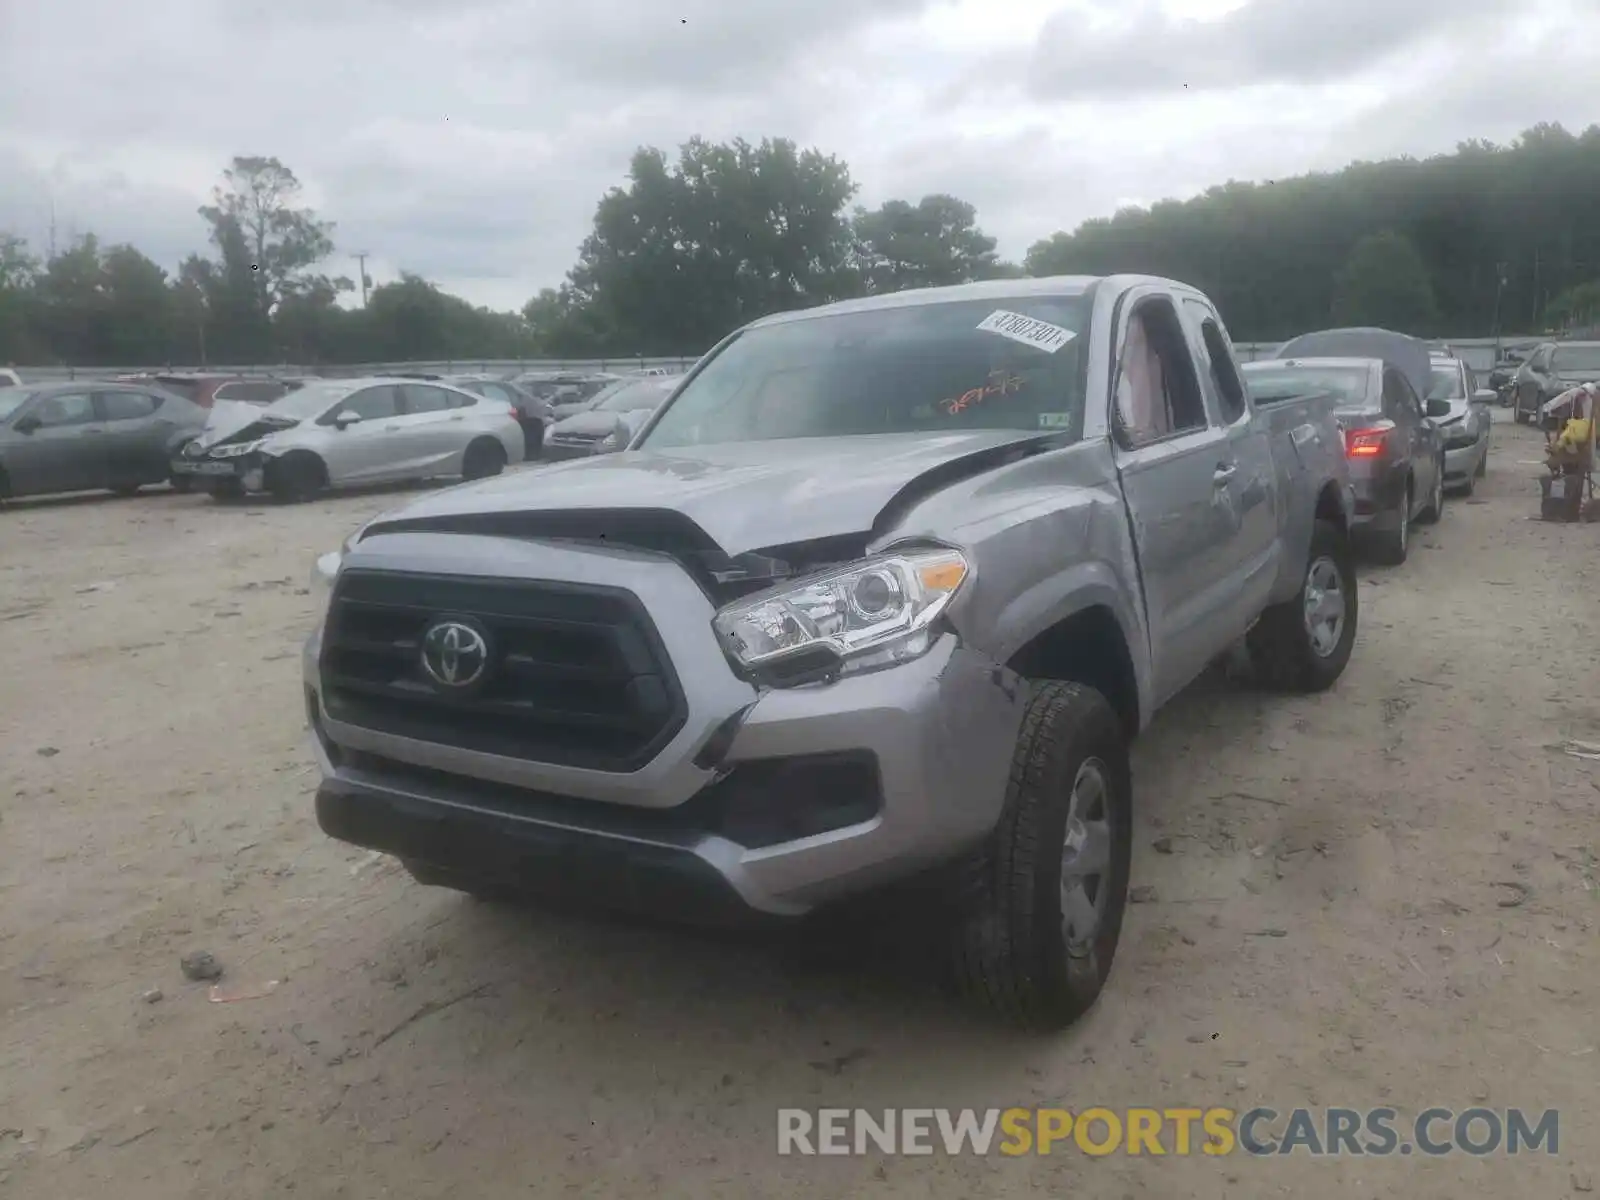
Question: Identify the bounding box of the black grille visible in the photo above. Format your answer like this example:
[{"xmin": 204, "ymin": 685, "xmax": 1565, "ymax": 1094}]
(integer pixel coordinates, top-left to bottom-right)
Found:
[{"xmin": 320, "ymin": 570, "xmax": 687, "ymax": 772}]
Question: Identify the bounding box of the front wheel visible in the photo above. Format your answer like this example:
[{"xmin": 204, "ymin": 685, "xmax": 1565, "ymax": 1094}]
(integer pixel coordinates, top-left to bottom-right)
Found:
[
  {"xmin": 1370, "ymin": 481, "xmax": 1411, "ymax": 565},
  {"xmin": 266, "ymin": 452, "xmax": 326, "ymax": 503},
  {"xmin": 1247, "ymin": 518, "xmax": 1358, "ymax": 692},
  {"xmin": 950, "ymin": 681, "xmax": 1132, "ymax": 1029}
]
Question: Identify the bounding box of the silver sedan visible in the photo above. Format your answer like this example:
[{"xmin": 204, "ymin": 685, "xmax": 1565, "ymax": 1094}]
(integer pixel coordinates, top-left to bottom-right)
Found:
[{"xmin": 173, "ymin": 377, "xmax": 525, "ymax": 502}]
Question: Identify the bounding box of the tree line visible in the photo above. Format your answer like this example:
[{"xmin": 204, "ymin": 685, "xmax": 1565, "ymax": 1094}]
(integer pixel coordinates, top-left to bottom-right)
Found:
[{"xmin": 3, "ymin": 123, "xmax": 1598, "ymax": 369}]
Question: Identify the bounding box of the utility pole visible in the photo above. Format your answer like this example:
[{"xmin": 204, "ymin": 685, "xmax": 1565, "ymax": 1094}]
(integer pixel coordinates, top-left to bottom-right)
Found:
[
  {"xmin": 46, "ymin": 196, "xmax": 57, "ymax": 260},
  {"xmin": 354, "ymin": 252, "xmax": 370, "ymax": 307}
]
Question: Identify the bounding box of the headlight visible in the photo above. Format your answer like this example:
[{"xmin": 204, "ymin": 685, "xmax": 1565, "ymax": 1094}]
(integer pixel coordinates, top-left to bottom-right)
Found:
[
  {"xmin": 211, "ymin": 440, "xmax": 261, "ymax": 458},
  {"xmin": 712, "ymin": 546, "xmax": 969, "ymax": 685}
]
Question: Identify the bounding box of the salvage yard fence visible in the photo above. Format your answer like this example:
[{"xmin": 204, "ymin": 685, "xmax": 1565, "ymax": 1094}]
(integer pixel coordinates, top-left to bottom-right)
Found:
[{"xmin": 11, "ymin": 336, "xmax": 1587, "ymax": 385}]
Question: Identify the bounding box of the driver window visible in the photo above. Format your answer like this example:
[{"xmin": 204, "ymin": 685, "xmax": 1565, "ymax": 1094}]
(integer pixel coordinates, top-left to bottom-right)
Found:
[
  {"xmin": 340, "ymin": 386, "xmax": 400, "ymax": 420},
  {"xmin": 1116, "ymin": 300, "xmax": 1207, "ymax": 446},
  {"xmin": 36, "ymin": 392, "xmax": 96, "ymax": 427}
]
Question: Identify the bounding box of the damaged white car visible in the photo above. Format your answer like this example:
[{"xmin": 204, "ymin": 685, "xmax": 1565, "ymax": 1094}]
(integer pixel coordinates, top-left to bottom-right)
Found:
[{"xmin": 171, "ymin": 377, "xmax": 525, "ymax": 502}]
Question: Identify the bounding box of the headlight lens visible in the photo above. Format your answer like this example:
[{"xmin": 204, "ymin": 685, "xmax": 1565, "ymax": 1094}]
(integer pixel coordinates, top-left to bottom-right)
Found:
[
  {"xmin": 211, "ymin": 440, "xmax": 261, "ymax": 458},
  {"xmin": 712, "ymin": 546, "xmax": 969, "ymax": 684}
]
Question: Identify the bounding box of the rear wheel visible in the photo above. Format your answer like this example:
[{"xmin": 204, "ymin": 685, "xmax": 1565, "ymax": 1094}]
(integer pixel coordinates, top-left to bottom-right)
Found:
[
  {"xmin": 463, "ymin": 437, "xmax": 507, "ymax": 481},
  {"xmin": 1370, "ymin": 479, "xmax": 1412, "ymax": 565},
  {"xmin": 1248, "ymin": 518, "xmax": 1358, "ymax": 692},
  {"xmin": 950, "ymin": 681, "xmax": 1132, "ymax": 1029},
  {"xmin": 1416, "ymin": 459, "xmax": 1445, "ymax": 524}
]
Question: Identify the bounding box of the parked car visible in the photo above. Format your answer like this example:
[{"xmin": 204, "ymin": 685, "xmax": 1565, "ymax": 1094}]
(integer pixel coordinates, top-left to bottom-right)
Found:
[
  {"xmin": 518, "ymin": 373, "xmax": 625, "ymax": 420},
  {"xmin": 1259, "ymin": 329, "xmax": 1446, "ymax": 565},
  {"xmin": 446, "ymin": 375, "xmax": 551, "ymax": 458},
  {"xmin": 0, "ymin": 381, "xmax": 206, "ymax": 502},
  {"xmin": 542, "ymin": 375, "xmax": 676, "ymax": 460},
  {"xmin": 1487, "ymin": 348, "xmax": 1529, "ymax": 396},
  {"xmin": 305, "ymin": 274, "xmax": 1357, "ymax": 1029},
  {"xmin": 1424, "ymin": 356, "xmax": 1496, "ymax": 493},
  {"xmin": 1512, "ymin": 342, "xmax": 1600, "ymax": 425},
  {"xmin": 172, "ymin": 377, "xmax": 523, "ymax": 502},
  {"xmin": 112, "ymin": 373, "xmax": 305, "ymax": 410}
]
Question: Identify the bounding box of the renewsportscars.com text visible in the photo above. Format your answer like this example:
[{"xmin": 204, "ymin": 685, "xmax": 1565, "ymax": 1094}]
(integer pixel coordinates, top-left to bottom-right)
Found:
[{"xmin": 776, "ymin": 1107, "xmax": 1559, "ymax": 1157}]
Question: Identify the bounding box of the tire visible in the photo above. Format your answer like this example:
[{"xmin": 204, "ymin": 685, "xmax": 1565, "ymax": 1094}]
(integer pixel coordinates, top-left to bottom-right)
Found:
[
  {"xmin": 1247, "ymin": 518, "xmax": 1358, "ymax": 693},
  {"xmin": 170, "ymin": 473, "xmax": 195, "ymax": 494},
  {"xmin": 266, "ymin": 452, "xmax": 326, "ymax": 503},
  {"xmin": 1416, "ymin": 459, "xmax": 1444, "ymax": 524},
  {"xmin": 110, "ymin": 484, "xmax": 142, "ymax": 497},
  {"xmin": 1475, "ymin": 442, "xmax": 1488, "ymax": 479},
  {"xmin": 950, "ymin": 681, "xmax": 1132, "ymax": 1030},
  {"xmin": 463, "ymin": 437, "xmax": 507, "ymax": 481},
  {"xmin": 1370, "ymin": 479, "xmax": 1411, "ymax": 565}
]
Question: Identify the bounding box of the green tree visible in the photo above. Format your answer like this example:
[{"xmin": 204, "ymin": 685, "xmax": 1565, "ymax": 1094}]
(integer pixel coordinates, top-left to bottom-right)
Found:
[
  {"xmin": 100, "ymin": 245, "xmax": 175, "ymax": 364},
  {"xmin": 563, "ymin": 137, "xmax": 859, "ymax": 354},
  {"xmin": 0, "ymin": 233, "xmax": 41, "ymax": 362},
  {"xmin": 849, "ymin": 194, "xmax": 998, "ymax": 293},
  {"xmin": 1543, "ymin": 279, "xmax": 1600, "ymax": 334},
  {"xmin": 1330, "ymin": 230, "xmax": 1440, "ymax": 332},
  {"xmin": 1024, "ymin": 122, "xmax": 1600, "ymax": 340}
]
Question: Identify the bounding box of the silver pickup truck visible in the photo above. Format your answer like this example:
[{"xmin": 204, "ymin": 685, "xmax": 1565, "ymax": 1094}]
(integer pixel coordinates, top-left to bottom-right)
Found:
[{"xmin": 304, "ymin": 275, "xmax": 1357, "ymax": 1028}]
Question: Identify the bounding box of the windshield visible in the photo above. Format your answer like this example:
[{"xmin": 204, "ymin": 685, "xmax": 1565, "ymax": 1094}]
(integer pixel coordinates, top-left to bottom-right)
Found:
[
  {"xmin": 0, "ymin": 390, "xmax": 34, "ymax": 421},
  {"xmin": 640, "ymin": 295, "xmax": 1092, "ymax": 449},
  {"xmin": 595, "ymin": 379, "xmax": 672, "ymax": 412},
  {"xmin": 1427, "ymin": 364, "xmax": 1465, "ymax": 400},
  {"xmin": 261, "ymin": 380, "xmax": 360, "ymax": 420},
  {"xmin": 1243, "ymin": 364, "xmax": 1370, "ymax": 406}
]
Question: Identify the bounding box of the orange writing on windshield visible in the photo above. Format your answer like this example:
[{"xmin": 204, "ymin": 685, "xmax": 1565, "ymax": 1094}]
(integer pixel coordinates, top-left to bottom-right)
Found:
[{"xmin": 943, "ymin": 372, "xmax": 1025, "ymax": 415}]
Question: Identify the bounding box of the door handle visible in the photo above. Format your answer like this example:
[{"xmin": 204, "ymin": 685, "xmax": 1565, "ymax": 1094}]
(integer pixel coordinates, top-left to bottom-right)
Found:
[
  {"xmin": 1213, "ymin": 464, "xmax": 1237, "ymax": 486},
  {"xmin": 383, "ymin": 424, "xmax": 401, "ymax": 432},
  {"xmin": 82, "ymin": 428, "xmax": 105, "ymax": 435},
  {"xmin": 449, "ymin": 414, "xmax": 464, "ymax": 421}
]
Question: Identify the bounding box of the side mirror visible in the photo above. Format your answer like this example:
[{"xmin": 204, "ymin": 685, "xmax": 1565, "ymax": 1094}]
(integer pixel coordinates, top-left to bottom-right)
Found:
[
  {"xmin": 1425, "ymin": 398, "xmax": 1452, "ymax": 419},
  {"xmin": 1472, "ymin": 389, "xmax": 1497, "ymax": 404},
  {"xmin": 333, "ymin": 410, "xmax": 361, "ymax": 429},
  {"xmin": 13, "ymin": 414, "xmax": 40, "ymax": 434}
]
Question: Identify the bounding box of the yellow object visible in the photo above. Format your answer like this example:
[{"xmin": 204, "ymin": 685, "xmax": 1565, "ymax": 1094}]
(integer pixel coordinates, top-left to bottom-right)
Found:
[{"xmin": 1556, "ymin": 418, "xmax": 1592, "ymax": 453}]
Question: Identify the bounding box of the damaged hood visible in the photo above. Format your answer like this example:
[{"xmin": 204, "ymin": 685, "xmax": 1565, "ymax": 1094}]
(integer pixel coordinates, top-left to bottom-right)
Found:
[
  {"xmin": 364, "ymin": 430, "xmax": 1059, "ymax": 555},
  {"xmin": 549, "ymin": 410, "xmax": 632, "ymax": 439},
  {"xmin": 190, "ymin": 398, "xmax": 295, "ymax": 449}
]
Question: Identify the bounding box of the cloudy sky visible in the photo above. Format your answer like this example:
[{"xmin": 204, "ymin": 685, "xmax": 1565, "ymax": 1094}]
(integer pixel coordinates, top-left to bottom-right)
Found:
[{"xmin": 2, "ymin": 0, "xmax": 1597, "ymax": 311}]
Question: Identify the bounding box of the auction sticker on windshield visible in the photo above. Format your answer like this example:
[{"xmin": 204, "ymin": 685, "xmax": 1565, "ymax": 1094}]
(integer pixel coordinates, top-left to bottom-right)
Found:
[{"xmin": 976, "ymin": 310, "xmax": 1076, "ymax": 354}]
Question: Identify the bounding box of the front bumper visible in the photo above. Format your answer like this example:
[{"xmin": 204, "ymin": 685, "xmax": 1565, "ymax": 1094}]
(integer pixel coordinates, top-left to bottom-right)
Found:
[
  {"xmin": 170, "ymin": 455, "xmax": 266, "ymax": 492},
  {"xmin": 1443, "ymin": 436, "xmax": 1484, "ymax": 481},
  {"xmin": 541, "ymin": 439, "xmax": 610, "ymax": 462},
  {"xmin": 305, "ymin": 533, "xmax": 1026, "ymax": 919}
]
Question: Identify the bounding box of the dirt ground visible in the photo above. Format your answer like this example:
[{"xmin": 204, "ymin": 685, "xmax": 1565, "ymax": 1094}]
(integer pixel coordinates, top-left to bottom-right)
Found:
[{"xmin": 3, "ymin": 412, "xmax": 1598, "ymax": 1199}]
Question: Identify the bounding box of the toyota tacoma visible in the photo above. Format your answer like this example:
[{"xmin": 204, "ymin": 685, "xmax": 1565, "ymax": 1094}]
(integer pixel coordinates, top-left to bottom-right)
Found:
[{"xmin": 304, "ymin": 276, "xmax": 1358, "ymax": 1028}]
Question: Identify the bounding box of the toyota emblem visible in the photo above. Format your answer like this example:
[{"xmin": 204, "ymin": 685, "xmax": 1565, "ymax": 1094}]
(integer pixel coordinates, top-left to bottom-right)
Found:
[{"xmin": 420, "ymin": 619, "xmax": 490, "ymax": 688}]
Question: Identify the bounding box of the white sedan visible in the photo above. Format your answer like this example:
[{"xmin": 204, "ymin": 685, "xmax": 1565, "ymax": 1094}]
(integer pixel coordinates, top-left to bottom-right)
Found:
[{"xmin": 172, "ymin": 377, "xmax": 525, "ymax": 501}]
